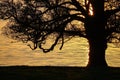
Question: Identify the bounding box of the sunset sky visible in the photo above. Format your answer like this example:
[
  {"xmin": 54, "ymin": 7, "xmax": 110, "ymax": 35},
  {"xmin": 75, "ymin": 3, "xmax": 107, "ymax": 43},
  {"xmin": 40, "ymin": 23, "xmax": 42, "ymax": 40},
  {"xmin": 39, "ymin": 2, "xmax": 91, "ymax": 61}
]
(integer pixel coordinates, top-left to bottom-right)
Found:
[{"xmin": 0, "ymin": 20, "xmax": 120, "ymax": 67}]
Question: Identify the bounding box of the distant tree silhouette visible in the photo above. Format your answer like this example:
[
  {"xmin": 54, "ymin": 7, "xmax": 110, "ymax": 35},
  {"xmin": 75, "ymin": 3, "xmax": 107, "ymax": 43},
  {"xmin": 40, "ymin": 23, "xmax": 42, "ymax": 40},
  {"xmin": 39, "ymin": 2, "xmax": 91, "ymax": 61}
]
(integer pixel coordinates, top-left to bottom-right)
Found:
[{"xmin": 0, "ymin": 0, "xmax": 120, "ymax": 67}]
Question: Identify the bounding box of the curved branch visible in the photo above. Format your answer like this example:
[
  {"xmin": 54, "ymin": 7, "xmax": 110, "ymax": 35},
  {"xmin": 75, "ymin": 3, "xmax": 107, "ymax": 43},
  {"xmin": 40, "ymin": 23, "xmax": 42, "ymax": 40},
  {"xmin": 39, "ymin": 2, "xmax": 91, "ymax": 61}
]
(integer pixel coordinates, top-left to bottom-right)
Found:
[
  {"xmin": 39, "ymin": 33, "xmax": 62, "ymax": 53},
  {"xmin": 71, "ymin": 0, "xmax": 87, "ymax": 16}
]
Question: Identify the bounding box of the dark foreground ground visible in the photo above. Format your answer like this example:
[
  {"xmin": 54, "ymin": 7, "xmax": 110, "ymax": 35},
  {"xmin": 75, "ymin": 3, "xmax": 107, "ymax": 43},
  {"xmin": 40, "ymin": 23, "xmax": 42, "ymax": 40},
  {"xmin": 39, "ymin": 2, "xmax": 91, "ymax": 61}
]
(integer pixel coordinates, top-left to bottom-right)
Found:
[{"xmin": 0, "ymin": 66, "xmax": 120, "ymax": 80}]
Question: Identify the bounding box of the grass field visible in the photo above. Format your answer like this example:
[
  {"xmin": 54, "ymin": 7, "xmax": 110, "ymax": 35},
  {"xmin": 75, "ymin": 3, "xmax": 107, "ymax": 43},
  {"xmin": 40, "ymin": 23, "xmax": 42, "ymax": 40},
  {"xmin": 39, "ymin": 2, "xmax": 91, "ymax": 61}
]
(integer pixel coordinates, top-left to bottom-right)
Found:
[{"xmin": 0, "ymin": 66, "xmax": 120, "ymax": 80}]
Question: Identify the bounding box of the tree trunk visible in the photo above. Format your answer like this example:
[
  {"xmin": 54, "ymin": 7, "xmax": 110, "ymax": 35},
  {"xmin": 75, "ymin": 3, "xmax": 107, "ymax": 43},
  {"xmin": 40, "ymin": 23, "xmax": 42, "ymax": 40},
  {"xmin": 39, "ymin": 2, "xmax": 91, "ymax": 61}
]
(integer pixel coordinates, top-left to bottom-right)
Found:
[
  {"xmin": 86, "ymin": 16, "xmax": 108, "ymax": 67},
  {"xmin": 85, "ymin": 0, "xmax": 108, "ymax": 67},
  {"xmin": 87, "ymin": 37, "xmax": 108, "ymax": 67}
]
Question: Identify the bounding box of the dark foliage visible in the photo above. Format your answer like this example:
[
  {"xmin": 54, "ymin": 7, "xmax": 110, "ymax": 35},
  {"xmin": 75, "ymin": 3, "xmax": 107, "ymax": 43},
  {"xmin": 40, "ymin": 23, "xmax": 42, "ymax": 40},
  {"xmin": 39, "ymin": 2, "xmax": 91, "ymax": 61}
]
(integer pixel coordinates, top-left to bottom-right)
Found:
[{"xmin": 0, "ymin": 0, "xmax": 120, "ymax": 52}]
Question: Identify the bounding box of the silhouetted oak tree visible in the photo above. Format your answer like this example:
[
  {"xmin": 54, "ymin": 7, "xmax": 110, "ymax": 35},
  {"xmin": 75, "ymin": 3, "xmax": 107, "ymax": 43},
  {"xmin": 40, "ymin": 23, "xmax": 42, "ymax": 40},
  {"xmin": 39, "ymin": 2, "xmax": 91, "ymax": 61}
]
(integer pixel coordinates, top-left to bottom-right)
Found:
[{"xmin": 0, "ymin": 0, "xmax": 120, "ymax": 67}]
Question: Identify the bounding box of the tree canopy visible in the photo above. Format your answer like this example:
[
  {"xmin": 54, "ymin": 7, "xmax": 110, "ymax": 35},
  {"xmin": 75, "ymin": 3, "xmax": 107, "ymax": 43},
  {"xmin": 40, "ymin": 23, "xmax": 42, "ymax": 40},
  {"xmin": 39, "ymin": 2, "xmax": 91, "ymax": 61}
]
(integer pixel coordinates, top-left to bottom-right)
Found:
[{"xmin": 0, "ymin": 0, "xmax": 120, "ymax": 53}]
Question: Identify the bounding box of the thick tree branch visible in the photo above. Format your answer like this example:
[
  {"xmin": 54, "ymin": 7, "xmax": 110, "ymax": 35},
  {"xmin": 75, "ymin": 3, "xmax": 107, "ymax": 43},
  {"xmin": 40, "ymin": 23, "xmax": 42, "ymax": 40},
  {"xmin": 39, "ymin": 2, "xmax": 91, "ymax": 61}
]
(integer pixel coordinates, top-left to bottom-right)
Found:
[{"xmin": 71, "ymin": 0, "xmax": 87, "ymax": 16}]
